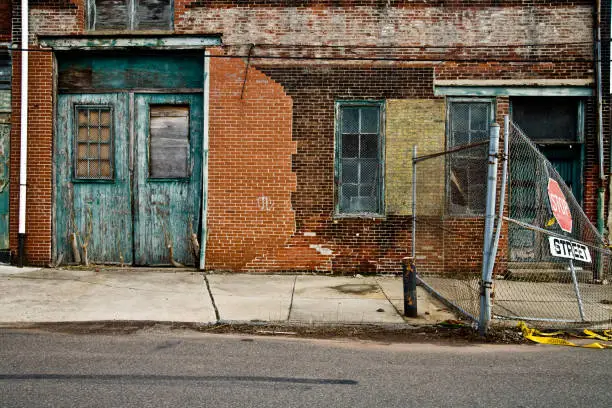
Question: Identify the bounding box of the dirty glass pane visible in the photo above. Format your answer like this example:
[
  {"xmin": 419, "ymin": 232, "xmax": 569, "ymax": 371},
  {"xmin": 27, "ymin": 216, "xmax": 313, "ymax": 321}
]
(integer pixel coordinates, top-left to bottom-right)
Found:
[
  {"xmin": 341, "ymin": 159, "xmax": 358, "ymax": 183},
  {"xmin": 340, "ymin": 184, "xmax": 358, "ymax": 212},
  {"xmin": 342, "ymin": 108, "xmax": 359, "ymax": 134},
  {"xmin": 470, "ymin": 104, "xmax": 489, "ymax": 131},
  {"xmin": 360, "ymin": 133, "xmax": 378, "ymax": 158},
  {"xmin": 74, "ymin": 106, "xmax": 113, "ymax": 180},
  {"xmin": 342, "ymin": 134, "xmax": 358, "ymax": 158},
  {"xmin": 360, "ymin": 107, "xmax": 379, "ymax": 134},
  {"xmin": 448, "ymin": 101, "xmax": 491, "ymax": 215},
  {"xmin": 149, "ymin": 105, "xmax": 190, "ymax": 178},
  {"xmin": 360, "ymin": 159, "xmax": 378, "ymax": 183}
]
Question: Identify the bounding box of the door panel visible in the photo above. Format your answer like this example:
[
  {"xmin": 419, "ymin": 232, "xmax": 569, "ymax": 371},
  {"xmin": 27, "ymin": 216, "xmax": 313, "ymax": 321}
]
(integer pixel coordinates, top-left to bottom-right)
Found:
[
  {"xmin": 56, "ymin": 94, "xmax": 133, "ymax": 264},
  {"xmin": 133, "ymin": 94, "xmax": 203, "ymax": 265}
]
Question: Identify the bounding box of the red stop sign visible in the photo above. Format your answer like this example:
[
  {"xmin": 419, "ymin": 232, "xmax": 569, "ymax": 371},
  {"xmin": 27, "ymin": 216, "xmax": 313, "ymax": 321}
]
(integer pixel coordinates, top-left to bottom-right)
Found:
[{"xmin": 547, "ymin": 178, "xmax": 572, "ymax": 233}]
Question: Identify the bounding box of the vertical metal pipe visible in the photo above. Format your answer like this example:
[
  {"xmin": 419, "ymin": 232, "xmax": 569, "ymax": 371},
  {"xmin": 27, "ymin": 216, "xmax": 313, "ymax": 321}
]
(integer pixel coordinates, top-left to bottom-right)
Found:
[
  {"xmin": 17, "ymin": 0, "xmax": 29, "ymax": 267},
  {"xmin": 411, "ymin": 145, "xmax": 417, "ymax": 260},
  {"xmin": 486, "ymin": 116, "xmax": 510, "ymax": 285},
  {"xmin": 402, "ymin": 257, "xmax": 417, "ymax": 318},
  {"xmin": 569, "ymin": 258, "xmax": 586, "ymax": 321},
  {"xmin": 199, "ymin": 50, "xmax": 211, "ymax": 270},
  {"xmin": 479, "ymin": 123, "xmax": 500, "ymax": 336}
]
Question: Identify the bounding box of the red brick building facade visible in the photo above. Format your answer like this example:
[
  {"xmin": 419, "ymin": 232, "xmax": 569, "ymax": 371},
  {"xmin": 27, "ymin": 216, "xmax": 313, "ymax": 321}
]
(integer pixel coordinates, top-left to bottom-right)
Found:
[{"xmin": 5, "ymin": 0, "xmax": 611, "ymax": 274}]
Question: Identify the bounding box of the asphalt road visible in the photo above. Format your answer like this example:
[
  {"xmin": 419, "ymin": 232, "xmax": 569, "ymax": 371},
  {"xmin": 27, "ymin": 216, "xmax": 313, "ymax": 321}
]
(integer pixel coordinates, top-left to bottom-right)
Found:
[{"xmin": 0, "ymin": 329, "xmax": 610, "ymax": 408}]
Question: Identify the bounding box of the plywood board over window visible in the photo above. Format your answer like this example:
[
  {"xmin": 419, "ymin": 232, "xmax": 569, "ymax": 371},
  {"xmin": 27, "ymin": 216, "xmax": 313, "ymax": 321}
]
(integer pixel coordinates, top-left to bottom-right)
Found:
[
  {"xmin": 88, "ymin": 0, "xmax": 173, "ymax": 31},
  {"xmin": 149, "ymin": 105, "xmax": 190, "ymax": 179}
]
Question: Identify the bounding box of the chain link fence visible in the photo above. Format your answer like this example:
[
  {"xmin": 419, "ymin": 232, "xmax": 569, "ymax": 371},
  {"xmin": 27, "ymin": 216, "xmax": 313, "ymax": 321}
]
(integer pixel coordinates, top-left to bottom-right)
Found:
[
  {"xmin": 413, "ymin": 141, "xmax": 488, "ymax": 322},
  {"xmin": 495, "ymin": 123, "xmax": 612, "ymax": 328},
  {"xmin": 413, "ymin": 119, "xmax": 612, "ymax": 329}
]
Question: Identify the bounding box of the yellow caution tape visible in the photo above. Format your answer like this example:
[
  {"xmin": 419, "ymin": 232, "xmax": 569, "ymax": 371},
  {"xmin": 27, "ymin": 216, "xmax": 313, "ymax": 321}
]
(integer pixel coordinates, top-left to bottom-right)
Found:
[{"xmin": 518, "ymin": 322, "xmax": 612, "ymax": 349}]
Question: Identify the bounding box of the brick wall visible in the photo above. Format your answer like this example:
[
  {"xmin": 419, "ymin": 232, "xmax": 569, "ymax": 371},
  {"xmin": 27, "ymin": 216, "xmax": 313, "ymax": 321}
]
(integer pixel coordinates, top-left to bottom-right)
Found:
[
  {"xmin": 205, "ymin": 50, "xmax": 298, "ymax": 271},
  {"xmin": 9, "ymin": 50, "xmax": 53, "ymax": 264},
  {"xmin": 8, "ymin": 0, "xmax": 603, "ymax": 271},
  {"xmin": 0, "ymin": 0, "xmax": 11, "ymax": 42}
]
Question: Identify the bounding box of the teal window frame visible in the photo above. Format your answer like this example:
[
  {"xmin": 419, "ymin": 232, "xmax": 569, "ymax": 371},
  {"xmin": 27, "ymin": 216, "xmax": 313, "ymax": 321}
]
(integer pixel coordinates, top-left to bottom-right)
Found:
[
  {"xmin": 446, "ymin": 98, "xmax": 495, "ymax": 216},
  {"xmin": 334, "ymin": 100, "xmax": 385, "ymax": 216}
]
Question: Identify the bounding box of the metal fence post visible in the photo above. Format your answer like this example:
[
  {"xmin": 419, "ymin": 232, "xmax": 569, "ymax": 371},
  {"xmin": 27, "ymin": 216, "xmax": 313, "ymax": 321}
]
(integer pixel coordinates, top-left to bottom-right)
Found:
[
  {"xmin": 412, "ymin": 145, "xmax": 417, "ymax": 260},
  {"xmin": 479, "ymin": 123, "xmax": 500, "ymax": 336},
  {"xmin": 402, "ymin": 257, "xmax": 418, "ymax": 317}
]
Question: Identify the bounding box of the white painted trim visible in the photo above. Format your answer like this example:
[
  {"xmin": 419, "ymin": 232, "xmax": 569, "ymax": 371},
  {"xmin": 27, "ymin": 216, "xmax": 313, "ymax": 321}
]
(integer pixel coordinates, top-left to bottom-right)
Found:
[
  {"xmin": 199, "ymin": 51, "xmax": 210, "ymax": 271},
  {"xmin": 19, "ymin": 0, "xmax": 28, "ymax": 235},
  {"xmin": 38, "ymin": 36, "xmax": 221, "ymax": 51},
  {"xmin": 435, "ymin": 86, "xmax": 593, "ymax": 97},
  {"xmin": 434, "ymin": 79, "xmax": 594, "ymax": 87}
]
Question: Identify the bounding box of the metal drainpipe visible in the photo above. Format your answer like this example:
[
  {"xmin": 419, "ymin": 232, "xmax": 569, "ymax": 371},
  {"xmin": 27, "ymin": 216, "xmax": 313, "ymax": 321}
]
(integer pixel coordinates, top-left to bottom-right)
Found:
[
  {"xmin": 595, "ymin": 0, "xmax": 606, "ymax": 242},
  {"xmin": 17, "ymin": 0, "xmax": 28, "ymax": 267}
]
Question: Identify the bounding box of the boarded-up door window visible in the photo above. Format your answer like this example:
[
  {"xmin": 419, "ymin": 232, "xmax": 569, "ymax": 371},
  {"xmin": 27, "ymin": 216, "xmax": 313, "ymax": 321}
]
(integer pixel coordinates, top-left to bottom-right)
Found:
[
  {"xmin": 88, "ymin": 0, "xmax": 173, "ymax": 31},
  {"xmin": 75, "ymin": 106, "xmax": 114, "ymax": 180},
  {"xmin": 149, "ymin": 105, "xmax": 190, "ymax": 179}
]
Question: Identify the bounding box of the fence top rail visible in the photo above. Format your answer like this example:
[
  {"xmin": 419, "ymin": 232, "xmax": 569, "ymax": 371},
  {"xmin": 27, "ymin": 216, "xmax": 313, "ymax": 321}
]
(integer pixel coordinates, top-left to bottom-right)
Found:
[{"xmin": 413, "ymin": 140, "xmax": 490, "ymax": 163}]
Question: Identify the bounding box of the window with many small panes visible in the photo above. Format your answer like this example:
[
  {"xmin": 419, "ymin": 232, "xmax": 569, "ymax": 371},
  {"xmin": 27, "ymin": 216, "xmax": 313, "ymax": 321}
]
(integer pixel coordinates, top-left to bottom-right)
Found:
[
  {"xmin": 74, "ymin": 106, "xmax": 114, "ymax": 180},
  {"xmin": 335, "ymin": 101, "xmax": 384, "ymax": 215}
]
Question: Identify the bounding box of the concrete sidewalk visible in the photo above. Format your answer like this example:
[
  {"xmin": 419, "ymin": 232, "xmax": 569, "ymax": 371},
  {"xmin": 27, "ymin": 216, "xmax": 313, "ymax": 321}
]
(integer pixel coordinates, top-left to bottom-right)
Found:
[{"xmin": 0, "ymin": 265, "xmax": 456, "ymax": 326}]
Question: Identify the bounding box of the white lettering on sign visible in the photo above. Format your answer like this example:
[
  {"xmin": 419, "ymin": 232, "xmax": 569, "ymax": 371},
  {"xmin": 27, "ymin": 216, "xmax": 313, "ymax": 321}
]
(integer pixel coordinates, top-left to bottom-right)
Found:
[
  {"xmin": 548, "ymin": 237, "xmax": 592, "ymax": 263},
  {"xmin": 549, "ymin": 194, "xmax": 570, "ymax": 218},
  {"xmin": 547, "ymin": 179, "xmax": 572, "ymax": 233}
]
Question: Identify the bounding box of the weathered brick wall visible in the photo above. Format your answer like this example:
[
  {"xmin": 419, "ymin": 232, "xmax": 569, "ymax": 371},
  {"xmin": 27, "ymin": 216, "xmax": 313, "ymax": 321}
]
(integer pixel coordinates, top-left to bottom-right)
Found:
[
  {"xmin": 9, "ymin": 0, "xmax": 602, "ymax": 270},
  {"xmin": 206, "ymin": 50, "xmax": 298, "ymax": 271},
  {"xmin": 9, "ymin": 51, "xmax": 53, "ymax": 264}
]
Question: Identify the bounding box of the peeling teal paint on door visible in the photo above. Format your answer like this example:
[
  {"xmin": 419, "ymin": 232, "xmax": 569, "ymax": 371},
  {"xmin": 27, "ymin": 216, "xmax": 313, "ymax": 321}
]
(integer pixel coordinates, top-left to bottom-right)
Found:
[
  {"xmin": 133, "ymin": 94, "xmax": 203, "ymax": 265},
  {"xmin": 0, "ymin": 124, "xmax": 9, "ymax": 250},
  {"xmin": 56, "ymin": 94, "xmax": 133, "ymax": 264},
  {"xmin": 55, "ymin": 93, "xmax": 203, "ymax": 265}
]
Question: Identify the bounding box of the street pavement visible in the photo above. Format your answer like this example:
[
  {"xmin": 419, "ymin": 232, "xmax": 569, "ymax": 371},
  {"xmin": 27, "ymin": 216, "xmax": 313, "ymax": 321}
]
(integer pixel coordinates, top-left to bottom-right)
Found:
[
  {"xmin": 2, "ymin": 329, "xmax": 611, "ymax": 408},
  {"xmin": 0, "ymin": 264, "xmax": 456, "ymax": 326}
]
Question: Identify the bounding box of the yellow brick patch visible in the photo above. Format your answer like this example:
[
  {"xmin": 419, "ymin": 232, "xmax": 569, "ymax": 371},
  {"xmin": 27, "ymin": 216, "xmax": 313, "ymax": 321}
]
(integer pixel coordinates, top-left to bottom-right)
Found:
[{"xmin": 385, "ymin": 99, "xmax": 446, "ymax": 215}]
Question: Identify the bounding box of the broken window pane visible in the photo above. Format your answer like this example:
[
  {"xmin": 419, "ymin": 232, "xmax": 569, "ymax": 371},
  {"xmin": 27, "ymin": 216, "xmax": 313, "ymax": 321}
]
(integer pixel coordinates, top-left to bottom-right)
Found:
[
  {"xmin": 360, "ymin": 133, "xmax": 378, "ymax": 159},
  {"xmin": 74, "ymin": 106, "xmax": 114, "ymax": 180},
  {"xmin": 512, "ymin": 97, "xmax": 580, "ymax": 142},
  {"xmin": 342, "ymin": 133, "xmax": 359, "ymax": 158},
  {"xmin": 149, "ymin": 105, "xmax": 190, "ymax": 179}
]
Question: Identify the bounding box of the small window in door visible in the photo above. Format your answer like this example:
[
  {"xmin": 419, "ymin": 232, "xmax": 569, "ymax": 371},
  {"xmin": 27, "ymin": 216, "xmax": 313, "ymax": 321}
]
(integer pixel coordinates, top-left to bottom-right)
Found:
[
  {"xmin": 74, "ymin": 106, "xmax": 114, "ymax": 180},
  {"xmin": 149, "ymin": 105, "xmax": 190, "ymax": 179}
]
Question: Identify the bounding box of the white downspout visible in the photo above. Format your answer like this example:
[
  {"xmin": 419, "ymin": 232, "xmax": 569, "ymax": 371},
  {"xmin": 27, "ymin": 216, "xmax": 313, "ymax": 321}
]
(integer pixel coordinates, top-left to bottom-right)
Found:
[{"xmin": 17, "ymin": 0, "xmax": 28, "ymax": 266}]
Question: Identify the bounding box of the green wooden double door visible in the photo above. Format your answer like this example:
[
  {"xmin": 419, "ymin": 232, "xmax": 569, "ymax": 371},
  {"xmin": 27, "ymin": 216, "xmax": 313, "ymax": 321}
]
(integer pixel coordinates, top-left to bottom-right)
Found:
[{"xmin": 55, "ymin": 93, "xmax": 204, "ymax": 266}]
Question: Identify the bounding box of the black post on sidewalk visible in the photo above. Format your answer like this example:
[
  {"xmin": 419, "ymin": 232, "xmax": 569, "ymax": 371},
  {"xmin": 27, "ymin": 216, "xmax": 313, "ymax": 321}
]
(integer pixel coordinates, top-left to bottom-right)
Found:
[{"xmin": 402, "ymin": 257, "xmax": 417, "ymax": 318}]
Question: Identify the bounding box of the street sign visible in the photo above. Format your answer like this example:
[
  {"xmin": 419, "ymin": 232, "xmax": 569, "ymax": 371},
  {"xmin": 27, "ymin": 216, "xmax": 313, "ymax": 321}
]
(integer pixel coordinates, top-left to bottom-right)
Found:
[
  {"xmin": 547, "ymin": 178, "xmax": 572, "ymax": 233},
  {"xmin": 548, "ymin": 236, "xmax": 591, "ymax": 263}
]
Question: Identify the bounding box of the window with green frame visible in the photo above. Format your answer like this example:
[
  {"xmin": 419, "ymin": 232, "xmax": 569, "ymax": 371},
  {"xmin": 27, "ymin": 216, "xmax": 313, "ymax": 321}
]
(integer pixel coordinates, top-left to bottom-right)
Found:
[
  {"xmin": 447, "ymin": 99, "xmax": 493, "ymax": 215},
  {"xmin": 335, "ymin": 101, "xmax": 384, "ymax": 215}
]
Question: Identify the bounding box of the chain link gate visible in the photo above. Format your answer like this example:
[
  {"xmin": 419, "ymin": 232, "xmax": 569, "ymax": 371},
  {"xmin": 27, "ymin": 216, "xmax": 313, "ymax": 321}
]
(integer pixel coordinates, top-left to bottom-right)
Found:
[{"xmin": 412, "ymin": 116, "xmax": 612, "ymax": 330}]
